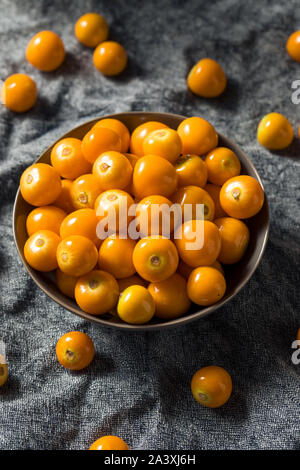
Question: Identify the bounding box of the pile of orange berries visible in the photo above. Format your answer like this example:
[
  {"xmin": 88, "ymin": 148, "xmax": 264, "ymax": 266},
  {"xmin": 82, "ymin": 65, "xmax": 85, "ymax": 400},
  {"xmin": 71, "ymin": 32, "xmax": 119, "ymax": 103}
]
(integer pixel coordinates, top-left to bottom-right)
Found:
[
  {"xmin": 20, "ymin": 115, "xmax": 265, "ymax": 325},
  {"xmin": 1, "ymin": 13, "xmax": 127, "ymax": 113}
]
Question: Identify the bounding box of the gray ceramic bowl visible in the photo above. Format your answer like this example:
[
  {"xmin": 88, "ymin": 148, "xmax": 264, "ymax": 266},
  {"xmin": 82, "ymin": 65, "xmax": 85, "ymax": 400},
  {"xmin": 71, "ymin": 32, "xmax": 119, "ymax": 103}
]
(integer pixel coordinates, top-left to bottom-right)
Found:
[{"xmin": 13, "ymin": 112, "xmax": 269, "ymax": 331}]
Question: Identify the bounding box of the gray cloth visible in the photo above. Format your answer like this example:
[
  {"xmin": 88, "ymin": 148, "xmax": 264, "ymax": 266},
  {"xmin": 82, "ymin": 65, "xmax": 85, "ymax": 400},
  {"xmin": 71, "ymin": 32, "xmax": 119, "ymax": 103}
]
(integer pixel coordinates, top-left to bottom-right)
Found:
[{"xmin": 0, "ymin": 0, "xmax": 299, "ymax": 451}]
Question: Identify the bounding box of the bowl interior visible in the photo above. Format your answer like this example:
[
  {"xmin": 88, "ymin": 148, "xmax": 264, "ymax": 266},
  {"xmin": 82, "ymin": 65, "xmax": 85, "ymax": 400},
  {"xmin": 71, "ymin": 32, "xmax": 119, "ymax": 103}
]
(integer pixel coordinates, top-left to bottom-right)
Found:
[{"xmin": 13, "ymin": 112, "xmax": 269, "ymax": 331}]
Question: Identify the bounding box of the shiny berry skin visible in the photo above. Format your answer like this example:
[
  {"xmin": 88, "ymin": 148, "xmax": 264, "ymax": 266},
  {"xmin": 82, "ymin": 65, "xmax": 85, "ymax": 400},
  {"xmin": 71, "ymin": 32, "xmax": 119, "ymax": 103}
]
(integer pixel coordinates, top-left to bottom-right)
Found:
[
  {"xmin": 142, "ymin": 128, "xmax": 182, "ymax": 163},
  {"xmin": 93, "ymin": 118, "xmax": 130, "ymax": 153},
  {"xmin": 175, "ymin": 154, "xmax": 208, "ymax": 188},
  {"xmin": 130, "ymin": 121, "xmax": 168, "ymax": 157},
  {"xmin": 94, "ymin": 189, "xmax": 134, "ymax": 234},
  {"xmin": 171, "ymin": 185, "xmax": 215, "ymax": 222},
  {"xmin": 132, "ymin": 154, "xmax": 178, "ymax": 199},
  {"xmin": 187, "ymin": 266, "xmax": 226, "ymax": 306},
  {"xmin": 71, "ymin": 174, "xmax": 102, "ymax": 210},
  {"xmin": 286, "ymin": 31, "xmax": 300, "ymax": 62},
  {"xmin": 51, "ymin": 138, "xmax": 91, "ymax": 179},
  {"xmin": 60, "ymin": 208, "xmax": 100, "ymax": 247},
  {"xmin": 56, "ymin": 331, "xmax": 95, "ymax": 371},
  {"xmin": 133, "ymin": 236, "xmax": 179, "ymax": 282},
  {"xmin": 220, "ymin": 175, "xmax": 264, "ymax": 219},
  {"xmin": 26, "ymin": 31, "xmax": 65, "ymax": 71},
  {"xmin": 26, "ymin": 205, "xmax": 66, "ymax": 236},
  {"xmin": 56, "ymin": 235, "xmax": 98, "ymax": 277},
  {"xmin": 117, "ymin": 285, "xmax": 155, "ymax": 324},
  {"xmin": 187, "ymin": 58, "xmax": 227, "ymax": 98},
  {"xmin": 257, "ymin": 112, "xmax": 294, "ymax": 150},
  {"xmin": 214, "ymin": 217, "xmax": 250, "ymax": 264},
  {"xmin": 177, "ymin": 117, "xmax": 218, "ymax": 156},
  {"xmin": 1, "ymin": 74, "xmax": 37, "ymax": 112},
  {"xmin": 53, "ymin": 179, "xmax": 75, "ymax": 213},
  {"xmin": 191, "ymin": 366, "xmax": 232, "ymax": 408},
  {"xmin": 205, "ymin": 147, "xmax": 241, "ymax": 186},
  {"xmin": 75, "ymin": 270, "xmax": 119, "ymax": 315},
  {"xmin": 75, "ymin": 13, "xmax": 109, "ymax": 48},
  {"xmin": 93, "ymin": 41, "xmax": 127, "ymax": 76},
  {"xmin": 24, "ymin": 230, "xmax": 60, "ymax": 272},
  {"xmin": 20, "ymin": 163, "xmax": 62, "ymax": 206},
  {"xmin": 93, "ymin": 151, "xmax": 132, "ymax": 190},
  {"xmin": 204, "ymin": 183, "xmax": 227, "ymax": 218},
  {"xmin": 56, "ymin": 269, "xmax": 78, "ymax": 299},
  {"xmin": 89, "ymin": 435, "xmax": 129, "ymax": 450},
  {"xmin": 175, "ymin": 220, "xmax": 221, "ymax": 267},
  {"xmin": 148, "ymin": 273, "xmax": 191, "ymax": 320},
  {"xmin": 82, "ymin": 127, "xmax": 122, "ymax": 164},
  {"xmin": 98, "ymin": 235, "xmax": 136, "ymax": 279}
]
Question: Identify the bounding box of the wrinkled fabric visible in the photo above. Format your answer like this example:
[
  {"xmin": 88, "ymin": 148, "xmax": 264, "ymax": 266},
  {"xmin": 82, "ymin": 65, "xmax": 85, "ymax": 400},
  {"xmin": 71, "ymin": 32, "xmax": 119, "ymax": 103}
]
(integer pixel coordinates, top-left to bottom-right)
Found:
[{"xmin": 0, "ymin": 0, "xmax": 299, "ymax": 450}]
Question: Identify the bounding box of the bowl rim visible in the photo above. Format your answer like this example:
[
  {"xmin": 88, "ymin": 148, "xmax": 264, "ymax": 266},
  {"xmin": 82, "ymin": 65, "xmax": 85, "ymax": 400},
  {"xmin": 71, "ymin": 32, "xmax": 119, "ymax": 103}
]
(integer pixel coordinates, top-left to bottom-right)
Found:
[{"xmin": 13, "ymin": 111, "xmax": 270, "ymax": 331}]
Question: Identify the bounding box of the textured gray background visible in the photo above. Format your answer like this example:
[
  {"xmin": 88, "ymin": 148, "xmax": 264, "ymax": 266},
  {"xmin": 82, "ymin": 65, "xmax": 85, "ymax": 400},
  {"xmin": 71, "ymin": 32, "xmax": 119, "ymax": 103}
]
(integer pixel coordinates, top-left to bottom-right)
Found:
[{"xmin": 0, "ymin": 0, "xmax": 299, "ymax": 450}]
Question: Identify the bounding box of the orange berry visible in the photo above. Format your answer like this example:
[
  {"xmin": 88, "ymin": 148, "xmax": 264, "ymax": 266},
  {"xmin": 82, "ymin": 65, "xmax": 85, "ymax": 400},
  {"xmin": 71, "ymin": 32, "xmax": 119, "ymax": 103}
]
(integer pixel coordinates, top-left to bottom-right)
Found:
[
  {"xmin": 60, "ymin": 208, "xmax": 100, "ymax": 247},
  {"xmin": 98, "ymin": 235, "xmax": 136, "ymax": 279},
  {"xmin": 191, "ymin": 366, "xmax": 232, "ymax": 408},
  {"xmin": 56, "ymin": 269, "xmax": 78, "ymax": 299},
  {"xmin": 93, "ymin": 41, "xmax": 127, "ymax": 76},
  {"xmin": 130, "ymin": 121, "xmax": 168, "ymax": 157},
  {"xmin": 81, "ymin": 126, "xmax": 122, "ymax": 164},
  {"xmin": 187, "ymin": 266, "xmax": 226, "ymax": 306},
  {"xmin": 136, "ymin": 195, "xmax": 175, "ymax": 237},
  {"xmin": 75, "ymin": 270, "xmax": 119, "ymax": 315},
  {"xmin": 24, "ymin": 230, "xmax": 60, "ymax": 272},
  {"xmin": 133, "ymin": 155, "xmax": 178, "ymax": 199},
  {"xmin": 148, "ymin": 273, "xmax": 191, "ymax": 320},
  {"xmin": 56, "ymin": 331, "xmax": 95, "ymax": 370},
  {"xmin": 94, "ymin": 189, "xmax": 134, "ymax": 234},
  {"xmin": 133, "ymin": 236, "xmax": 179, "ymax": 282},
  {"xmin": 75, "ymin": 13, "xmax": 109, "ymax": 48},
  {"xmin": 175, "ymin": 220, "xmax": 221, "ymax": 267},
  {"xmin": 286, "ymin": 31, "xmax": 300, "ymax": 62},
  {"xmin": 57, "ymin": 235, "xmax": 98, "ymax": 277},
  {"xmin": 171, "ymin": 185, "xmax": 215, "ymax": 221},
  {"xmin": 93, "ymin": 118, "xmax": 130, "ymax": 153},
  {"xmin": 117, "ymin": 285, "xmax": 155, "ymax": 324},
  {"xmin": 205, "ymin": 147, "xmax": 241, "ymax": 186},
  {"xmin": 214, "ymin": 217, "xmax": 250, "ymax": 264},
  {"xmin": 90, "ymin": 436, "xmax": 129, "ymax": 450},
  {"xmin": 177, "ymin": 117, "xmax": 218, "ymax": 155},
  {"xmin": 26, "ymin": 31, "xmax": 65, "ymax": 71},
  {"xmin": 51, "ymin": 138, "xmax": 91, "ymax": 179},
  {"xmin": 142, "ymin": 128, "xmax": 182, "ymax": 163},
  {"xmin": 220, "ymin": 175, "xmax": 264, "ymax": 219},
  {"xmin": 204, "ymin": 183, "xmax": 227, "ymax": 218},
  {"xmin": 20, "ymin": 163, "xmax": 61, "ymax": 206},
  {"xmin": 93, "ymin": 151, "xmax": 132, "ymax": 190},
  {"xmin": 175, "ymin": 154, "xmax": 208, "ymax": 188},
  {"xmin": 118, "ymin": 275, "xmax": 147, "ymax": 292},
  {"xmin": 1, "ymin": 74, "xmax": 37, "ymax": 112},
  {"xmin": 26, "ymin": 205, "xmax": 66, "ymax": 236},
  {"xmin": 187, "ymin": 58, "xmax": 226, "ymax": 98},
  {"xmin": 53, "ymin": 179, "xmax": 74, "ymax": 213},
  {"xmin": 71, "ymin": 174, "xmax": 102, "ymax": 209},
  {"xmin": 257, "ymin": 112, "xmax": 294, "ymax": 150}
]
